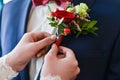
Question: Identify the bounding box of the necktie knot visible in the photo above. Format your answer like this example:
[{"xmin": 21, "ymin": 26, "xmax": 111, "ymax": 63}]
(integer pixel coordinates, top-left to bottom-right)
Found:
[{"xmin": 32, "ymin": 0, "xmax": 72, "ymax": 8}]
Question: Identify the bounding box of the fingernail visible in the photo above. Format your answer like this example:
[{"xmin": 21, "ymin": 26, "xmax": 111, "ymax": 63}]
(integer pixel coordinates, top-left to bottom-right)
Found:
[
  {"xmin": 52, "ymin": 44, "xmax": 58, "ymax": 49},
  {"xmin": 52, "ymin": 44, "xmax": 56, "ymax": 47},
  {"xmin": 36, "ymin": 54, "xmax": 41, "ymax": 58},
  {"xmin": 50, "ymin": 35, "xmax": 56, "ymax": 40}
]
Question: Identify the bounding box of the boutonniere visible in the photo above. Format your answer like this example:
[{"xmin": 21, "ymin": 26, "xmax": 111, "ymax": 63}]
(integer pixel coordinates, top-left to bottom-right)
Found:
[{"xmin": 48, "ymin": 2, "xmax": 98, "ymax": 46}]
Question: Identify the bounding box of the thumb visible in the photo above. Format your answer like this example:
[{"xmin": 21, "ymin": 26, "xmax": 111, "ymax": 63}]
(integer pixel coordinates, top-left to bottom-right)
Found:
[
  {"xmin": 45, "ymin": 44, "xmax": 58, "ymax": 59},
  {"xmin": 59, "ymin": 46, "xmax": 75, "ymax": 59}
]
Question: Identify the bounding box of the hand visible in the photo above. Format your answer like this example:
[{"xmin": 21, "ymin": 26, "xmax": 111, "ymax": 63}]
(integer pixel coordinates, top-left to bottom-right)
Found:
[
  {"xmin": 41, "ymin": 44, "xmax": 80, "ymax": 80},
  {"xmin": 6, "ymin": 32, "xmax": 56, "ymax": 72}
]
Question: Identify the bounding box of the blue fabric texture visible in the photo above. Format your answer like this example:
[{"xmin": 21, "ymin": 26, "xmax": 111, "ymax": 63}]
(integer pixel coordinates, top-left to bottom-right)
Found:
[{"xmin": 0, "ymin": 0, "xmax": 3, "ymax": 57}]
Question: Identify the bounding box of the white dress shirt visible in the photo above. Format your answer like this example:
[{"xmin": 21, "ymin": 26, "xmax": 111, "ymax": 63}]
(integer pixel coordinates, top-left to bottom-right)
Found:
[{"xmin": 27, "ymin": 1, "xmax": 62, "ymax": 80}]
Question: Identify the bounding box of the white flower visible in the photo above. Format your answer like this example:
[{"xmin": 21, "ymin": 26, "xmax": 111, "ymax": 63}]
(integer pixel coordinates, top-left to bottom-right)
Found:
[{"xmin": 75, "ymin": 3, "xmax": 89, "ymax": 17}]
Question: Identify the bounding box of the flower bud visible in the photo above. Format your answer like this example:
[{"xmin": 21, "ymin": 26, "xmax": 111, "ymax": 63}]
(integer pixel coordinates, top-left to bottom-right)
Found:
[
  {"xmin": 64, "ymin": 27, "xmax": 71, "ymax": 35},
  {"xmin": 67, "ymin": 7, "xmax": 74, "ymax": 12}
]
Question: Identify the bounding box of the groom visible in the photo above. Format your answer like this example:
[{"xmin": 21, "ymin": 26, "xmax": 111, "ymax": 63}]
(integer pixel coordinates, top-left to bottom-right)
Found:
[{"xmin": 0, "ymin": 0, "xmax": 120, "ymax": 80}]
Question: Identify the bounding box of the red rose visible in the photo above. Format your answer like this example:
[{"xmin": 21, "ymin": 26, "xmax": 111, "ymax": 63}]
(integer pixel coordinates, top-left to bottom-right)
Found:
[{"xmin": 50, "ymin": 8, "xmax": 76, "ymax": 23}]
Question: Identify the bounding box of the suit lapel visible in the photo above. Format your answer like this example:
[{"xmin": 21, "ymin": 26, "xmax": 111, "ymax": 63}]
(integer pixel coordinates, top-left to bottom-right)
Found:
[
  {"xmin": 1, "ymin": 0, "xmax": 32, "ymax": 55},
  {"xmin": 14, "ymin": 0, "xmax": 32, "ymax": 41}
]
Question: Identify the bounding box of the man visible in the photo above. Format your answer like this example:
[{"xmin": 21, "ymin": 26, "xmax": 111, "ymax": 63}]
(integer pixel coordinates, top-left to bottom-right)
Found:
[{"xmin": 0, "ymin": 0, "xmax": 120, "ymax": 80}]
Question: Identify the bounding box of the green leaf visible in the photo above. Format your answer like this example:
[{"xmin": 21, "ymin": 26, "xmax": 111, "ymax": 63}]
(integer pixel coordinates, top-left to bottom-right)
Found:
[
  {"xmin": 59, "ymin": 23, "xmax": 66, "ymax": 28},
  {"xmin": 47, "ymin": 17, "xmax": 54, "ymax": 21},
  {"xmin": 48, "ymin": 5, "xmax": 52, "ymax": 12},
  {"xmin": 87, "ymin": 20, "xmax": 97, "ymax": 29},
  {"xmin": 49, "ymin": 21, "xmax": 58, "ymax": 26},
  {"xmin": 76, "ymin": 31, "xmax": 82, "ymax": 38},
  {"xmin": 82, "ymin": 22, "xmax": 89, "ymax": 28}
]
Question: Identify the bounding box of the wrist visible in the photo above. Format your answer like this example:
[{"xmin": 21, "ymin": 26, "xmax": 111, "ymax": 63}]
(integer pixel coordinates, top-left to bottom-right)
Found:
[
  {"xmin": 0, "ymin": 55, "xmax": 18, "ymax": 79},
  {"xmin": 6, "ymin": 53, "xmax": 20, "ymax": 72}
]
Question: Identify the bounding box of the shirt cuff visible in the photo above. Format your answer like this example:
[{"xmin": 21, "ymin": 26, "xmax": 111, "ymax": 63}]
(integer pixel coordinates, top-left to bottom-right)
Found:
[
  {"xmin": 0, "ymin": 55, "xmax": 18, "ymax": 80},
  {"xmin": 40, "ymin": 75, "xmax": 61, "ymax": 80}
]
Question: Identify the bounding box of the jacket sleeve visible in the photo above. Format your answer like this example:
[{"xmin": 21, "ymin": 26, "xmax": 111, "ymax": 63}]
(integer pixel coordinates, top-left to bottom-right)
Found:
[{"xmin": 106, "ymin": 31, "xmax": 120, "ymax": 80}]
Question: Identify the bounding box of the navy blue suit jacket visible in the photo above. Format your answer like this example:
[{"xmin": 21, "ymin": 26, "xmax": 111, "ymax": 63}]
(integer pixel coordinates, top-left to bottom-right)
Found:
[{"xmin": 0, "ymin": 0, "xmax": 120, "ymax": 80}]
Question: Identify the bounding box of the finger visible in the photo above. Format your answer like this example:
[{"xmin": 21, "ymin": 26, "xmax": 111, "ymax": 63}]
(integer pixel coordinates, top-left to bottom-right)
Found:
[
  {"xmin": 36, "ymin": 48, "xmax": 47, "ymax": 58},
  {"xmin": 73, "ymin": 67, "xmax": 80, "ymax": 80},
  {"xmin": 59, "ymin": 46, "xmax": 75, "ymax": 58},
  {"xmin": 76, "ymin": 67, "xmax": 80, "ymax": 75},
  {"xmin": 45, "ymin": 44, "xmax": 58, "ymax": 59},
  {"xmin": 58, "ymin": 54, "xmax": 65, "ymax": 59},
  {"xmin": 34, "ymin": 35, "xmax": 56, "ymax": 51},
  {"xmin": 29, "ymin": 32, "xmax": 51, "ymax": 42}
]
